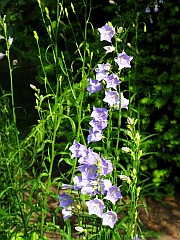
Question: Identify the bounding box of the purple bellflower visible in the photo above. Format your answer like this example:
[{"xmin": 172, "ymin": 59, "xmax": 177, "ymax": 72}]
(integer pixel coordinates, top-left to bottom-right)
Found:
[
  {"xmin": 62, "ymin": 207, "xmax": 73, "ymax": 220},
  {"xmin": 95, "ymin": 63, "xmax": 111, "ymax": 81},
  {"xmin": 78, "ymin": 164, "xmax": 98, "ymax": 181},
  {"xmin": 58, "ymin": 193, "xmax": 73, "ymax": 208},
  {"xmin": 114, "ymin": 52, "xmax": 133, "ymax": 70},
  {"xmin": 78, "ymin": 148, "xmax": 100, "ymax": 165},
  {"xmin": 89, "ymin": 118, "xmax": 108, "ymax": 131},
  {"xmin": 87, "ymin": 77, "xmax": 102, "ymax": 95},
  {"xmin": 95, "ymin": 63, "xmax": 111, "ymax": 72},
  {"xmin": 86, "ymin": 198, "xmax": 105, "ymax": 218},
  {"xmin": 145, "ymin": 7, "xmax": 151, "ymax": 13},
  {"xmin": 87, "ymin": 128, "xmax": 102, "ymax": 144},
  {"xmin": 98, "ymin": 23, "xmax": 115, "ymax": 43},
  {"xmin": 100, "ymin": 179, "xmax": 112, "ymax": 195},
  {"xmin": 104, "ymin": 73, "xmax": 121, "ymax": 90},
  {"xmin": 103, "ymin": 90, "xmax": 120, "ymax": 109},
  {"xmin": 69, "ymin": 140, "xmax": 87, "ymax": 159},
  {"xmin": 98, "ymin": 157, "xmax": 113, "ymax": 176},
  {"xmin": 104, "ymin": 186, "xmax": 122, "ymax": 205},
  {"xmin": 91, "ymin": 107, "xmax": 108, "ymax": 121},
  {"xmin": 102, "ymin": 210, "xmax": 117, "ymax": 228},
  {"xmin": 154, "ymin": 4, "xmax": 159, "ymax": 12},
  {"xmin": 73, "ymin": 175, "xmax": 83, "ymax": 190}
]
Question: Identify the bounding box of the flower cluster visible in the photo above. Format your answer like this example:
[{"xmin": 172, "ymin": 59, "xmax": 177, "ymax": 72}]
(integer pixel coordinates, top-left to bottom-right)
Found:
[
  {"xmin": 58, "ymin": 22, "xmax": 133, "ymax": 230},
  {"xmin": 59, "ymin": 139, "xmax": 122, "ymax": 228},
  {"xmin": 145, "ymin": 0, "xmax": 164, "ymax": 13}
]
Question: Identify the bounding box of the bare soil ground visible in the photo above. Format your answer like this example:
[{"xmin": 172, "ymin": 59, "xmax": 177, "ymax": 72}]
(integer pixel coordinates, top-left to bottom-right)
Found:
[{"xmin": 139, "ymin": 195, "xmax": 180, "ymax": 240}]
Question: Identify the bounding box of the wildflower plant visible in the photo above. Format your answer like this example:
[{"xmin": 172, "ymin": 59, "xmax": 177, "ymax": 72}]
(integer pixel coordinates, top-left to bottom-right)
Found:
[{"xmin": 58, "ymin": 21, "xmax": 143, "ymax": 239}]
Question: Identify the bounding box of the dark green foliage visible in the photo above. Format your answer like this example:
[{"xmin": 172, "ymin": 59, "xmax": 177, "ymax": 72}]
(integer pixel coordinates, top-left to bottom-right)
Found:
[{"xmin": 0, "ymin": 0, "xmax": 180, "ymax": 191}]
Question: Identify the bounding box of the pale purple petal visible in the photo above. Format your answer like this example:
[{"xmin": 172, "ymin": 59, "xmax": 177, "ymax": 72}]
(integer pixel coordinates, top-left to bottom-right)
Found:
[
  {"xmin": 87, "ymin": 77, "xmax": 102, "ymax": 95},
  {"xmin": 58, "ymin": 193, "xmax": 73, "ymax": 208},
  {"xmin": 86, "ymin": 198, "xmax": 105, "ymax": 218},
  {"xmin": 87, "ymin": 128, "xmax": 102, "ymax": 144},
  {"xmin": 121, "ymin": 92, "xmax": 129, "ymax": 110},
  {"xmin": 98, "ymin": 23, "xmax": 115, "ymax": 43},
  {"xmin": 104, "ymin": 73, "xmax": 121, "ymax": 90},
  {"xmin": 102, "ymin": 210, "xmax": 117, "ymax": 228},
  {"xmin": 62, "ymin": 208, "xmax": 73, "ymax": 220},
  {"xmin": 99, "ymin": 157, "xmax": 113, "ymax": 176},
  {"xmin": 114, "ymin": 52, "xmax": 133, "ymax": 70},
  {"xmin": 104, "ymin": 186, "xmax": 122, "ymax": 205},
  {"xmin": 91, "ymin": 107, "xmax": 108, "ymax": 121},
  {"xmin": 69, "ymin": 140, "xmax": 87, "ymax": 159},
  {"xmin": 103, "ymin": 90, "xmax": 120, "ymax": 109}
]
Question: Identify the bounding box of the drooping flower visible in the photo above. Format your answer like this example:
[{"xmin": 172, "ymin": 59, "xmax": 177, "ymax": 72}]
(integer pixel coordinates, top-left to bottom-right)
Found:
[
  {"xmin": 104, "ymin": 73, "xmax": 121, "ymax": 90},
  {"xmin": 0, "ymin": 52, "xmax": 5, "ymax": 60},
  {"xmin": 145, "ymin": 7, "xmax": 151, "ymax": 13},
  {"xmin": 104, "ymin": 186, "xmax": 122, "ymax": 205},
  {"xmin": 8, "ymin": 36, "xmax": 13, "ymax": 46},
  {"xmin": 98, "ymin": 23, "xmax": 115, "ymax": 43},
  {"xmin": 114, "ymin": 52, "xmax": 133, "ymax": 70},
  {"xmin": 120, "ymin": 92, "xmax": 129, "ymax": 110},
  {"xmin": 154, "ymin": 4, "xmax": 159, "ymax": 12},
  {"xmin": 86, "ymin": 198, "xmax": 105, "ymax": 218},
  {"xmin": 87, "ymin": 128, "xmax": 102, "ymax": 144},
  {"xmin": 103, "ymin": 90, "xmax": 120, "ymax": 109},
  {"xmin": 103, "ymin": 45, "xmax": 115, "ymax": 53},
  {"xmin": 87, "ymin": 77, "xmax": 102, "ymax": 95},
  {"xmin": 58, "ymin": 193, "xmax": 73, "ymax": 208},
  {"xmin": 91, "ymin": 107, "xmax": 108, "ymax": 121},
  {"xmin": 102, "ymin": 210, "xmax": 117, "ymax": 228},
  {"xmin": 62, "ymin": 207, "xmax": 73, "ymax": 220},
  {"xmin": 69, "ymin": 140, "xmax": 87, "ymax": 159}
]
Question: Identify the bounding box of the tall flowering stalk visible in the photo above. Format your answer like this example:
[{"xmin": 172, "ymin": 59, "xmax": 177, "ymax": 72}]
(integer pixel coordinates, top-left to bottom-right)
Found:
[{"xmin": 58, "ymin": 22, "xmax": 142, "ymax": 239}]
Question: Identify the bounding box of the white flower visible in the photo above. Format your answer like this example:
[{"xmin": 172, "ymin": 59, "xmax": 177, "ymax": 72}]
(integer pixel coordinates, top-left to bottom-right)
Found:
[{"xmin": 103, "ymin": 45, "xmax": 115, "ymax": 53}]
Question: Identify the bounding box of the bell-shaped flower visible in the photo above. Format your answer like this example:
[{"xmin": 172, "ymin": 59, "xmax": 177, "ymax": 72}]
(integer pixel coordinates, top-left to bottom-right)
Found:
[
  {"xmin": 114, "ymin": 52, "xmax": 133, "ymax": 70},
  {"xmin": 103, "ymin": 90, "xmax": 120, "ymax": 109},
  {"xmin": 91, "ymin": 107, "xmax": 108, "ymax": 121},
  {"xmin": 69, "ymin": 140, "xmax": 87, "ymax": 159},
  {"xmin": 89, "ymin": 118, "xmax": 108, "ymax": 132},
  {"xmin": 87, "ymin": 128, "xmax": 102, "ymax": 144},
  {"xmin": 87, "ymin": 77, "xmax": 102, "ymax": 95},
  {"xmin": 102, "ymin": 210, "xmax": 117, "ymax": 228},
  {"xmin": 62, "ymin": 207, "xmax": 73, "ymax": 220},
  {"xmin": 77, "ymin": 164, "xmax": 98, "ymax": 181},
  {"xmin": 58, "ymin": 193, "xmax": 73, "ymax": 208},
  {"xmin": 104, "ymin": 186, "xmax": 122, "ymax": 205},
  {"xmin": 98, "ymin": 23, "xmax": 115, "ymax": 43},
  {"xmin": 78, "ymin": 148, "xmax": 100, "ymax": 165},
  {"xmin": 98, "ymin": 157, "xmax": 113, "ymax": 176},
  {"xmin": 86, "ymin": 198, "xmax": 105, "ymax": 218},
  {"xmin": 104, "ymin": 73, "xmax": 121, "ymax": 90}
]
